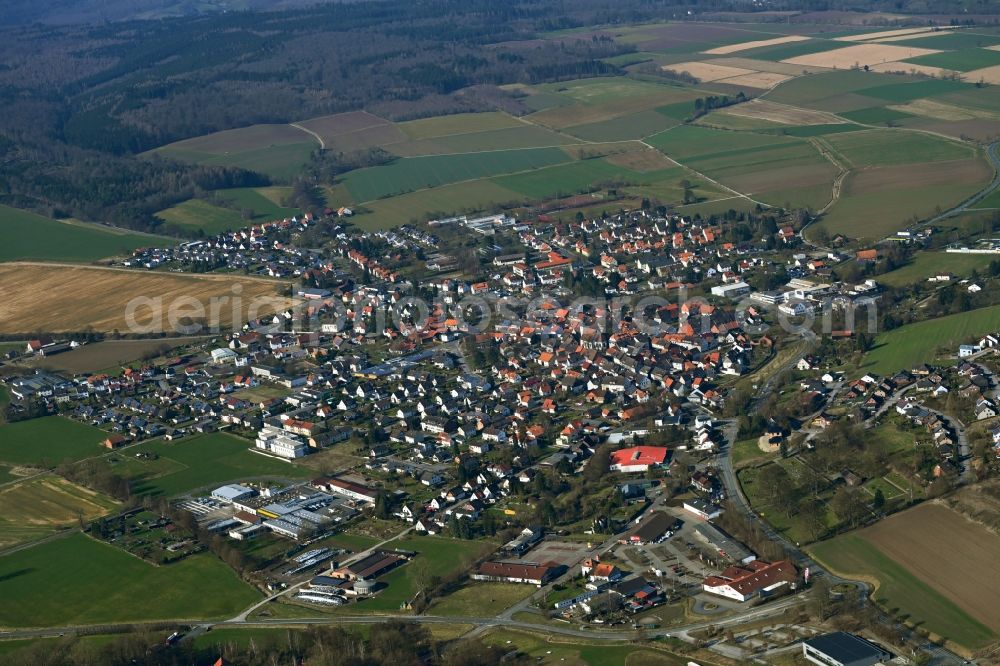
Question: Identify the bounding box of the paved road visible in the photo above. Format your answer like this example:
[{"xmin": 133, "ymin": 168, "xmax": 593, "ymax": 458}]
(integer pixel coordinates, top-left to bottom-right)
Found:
[{"xmin": 0, "ymin": 594, "xmax": 807, "ymax": 645}]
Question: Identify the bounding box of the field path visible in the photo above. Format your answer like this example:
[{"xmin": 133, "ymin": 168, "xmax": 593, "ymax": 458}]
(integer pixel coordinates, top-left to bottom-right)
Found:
[
  {"xmin": 289, "ymin": 123, "xmax": 325, "ymax": 149},
  {"xmin": 638, "ymin": 137, "xmax": 771, "ymax": 208},
  {"xmin": 808, "ymin": 137, "xmax": 851, "ymax": 215}
]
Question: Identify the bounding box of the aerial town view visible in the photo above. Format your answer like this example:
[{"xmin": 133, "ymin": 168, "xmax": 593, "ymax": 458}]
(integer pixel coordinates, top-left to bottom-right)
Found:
[{"xmin": 2, "ymin": 0, "xmax": 1000, "ymax": 664}]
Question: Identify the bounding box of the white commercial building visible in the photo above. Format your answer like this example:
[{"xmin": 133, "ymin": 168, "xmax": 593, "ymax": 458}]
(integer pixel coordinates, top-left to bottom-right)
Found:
[{"xmin": 255, "ymin": 424, "xmax": 309, "ymax": 459}]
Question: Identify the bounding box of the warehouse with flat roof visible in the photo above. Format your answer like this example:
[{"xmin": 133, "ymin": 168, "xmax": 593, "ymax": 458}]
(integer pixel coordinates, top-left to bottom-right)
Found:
[{"xmin": 802, "ymin": 632, "xmax": 891, "ymax": 666}]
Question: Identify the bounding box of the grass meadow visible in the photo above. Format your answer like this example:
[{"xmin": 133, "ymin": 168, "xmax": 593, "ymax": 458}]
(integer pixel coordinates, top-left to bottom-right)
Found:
[
  {"xmin": 0, "ymin": 475, "xmax": 119, "ymax": 548},
  {"xmin": 110, "ymin": 432, "xmax": 312, "ymax": 498},
  {"xmin": 0, "ymin": 205, "xmax": 162, "ymax": 263},
  {"xmin": 0, "ymin": 533, "xmax": 260, "ymax": 627},
  {"xmin": 0, "ymin": 417, "xmax": 108, "ymax": 466},
  {"xmin": 864, "ymin": 304, "xmax": 1000, "ymax": 374}
]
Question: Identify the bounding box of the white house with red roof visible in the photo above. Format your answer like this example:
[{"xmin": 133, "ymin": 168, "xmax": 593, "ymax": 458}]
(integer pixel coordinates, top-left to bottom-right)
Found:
[
  {"xmin": 609, "ymin": 446, "xmax": 669, "ymax": 473},
  {"xmin": 702, "ymin": 560, "xmax": 797, "ymax": 602}
]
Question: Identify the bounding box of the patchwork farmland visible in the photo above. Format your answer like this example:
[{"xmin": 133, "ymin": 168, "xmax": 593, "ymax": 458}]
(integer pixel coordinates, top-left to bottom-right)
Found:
[{"xmin": 140, "ymin": 23, "xmax": 1000, "ymax": 238}]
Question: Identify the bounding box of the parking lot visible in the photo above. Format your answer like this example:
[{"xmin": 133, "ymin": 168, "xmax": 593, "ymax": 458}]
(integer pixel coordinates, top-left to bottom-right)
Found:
[{"xmin": 519, "ymin": 540, "xmax": 591, "ymax": 569}]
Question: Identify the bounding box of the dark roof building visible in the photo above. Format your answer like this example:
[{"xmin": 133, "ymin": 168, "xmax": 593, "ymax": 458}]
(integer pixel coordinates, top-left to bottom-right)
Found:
[
  {"xmin": 627, "ymin": 511, "xmax": 677, "ymax": 545},
  {"xmin": 803, "ymin": 632, "xmax": 891, "ymax": 666},
  {"xmin": 472, "ymin": 561, "xmax": 556, "ymax": 585}
]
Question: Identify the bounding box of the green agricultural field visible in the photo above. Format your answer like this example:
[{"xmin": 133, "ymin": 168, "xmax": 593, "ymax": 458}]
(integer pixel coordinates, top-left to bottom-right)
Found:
[
  {"xmin": 215, "ymin": 187, "xmax": 300, "ymax": 220},
  {"xmin": 494, "ymin": 159, "xmax": 653, "ymax": 200},
  {"xmin": 810, "ymin": 534, "xmax": 995, "ymax": 650},
  {"xmin": 430, "ymin": 582, "xmax": 534, "ymax": 617},
  {"xmin": 159, "ymin": 141, "xmax": 315, "ymax": 181},
  {"xmin": 838, "ymin": 107, "xmax": 916, "ymax": 125},
  {"xmin": 972, "ymin": 186, "xmax": 1000, "ymax": 209},
  {"xmin": 858, "ymin": 79, "xmax": 971, "ymax": 104},
  {"xmin": 766, "ymin": 69, "xmax": 892, "ymax": 107},
  {"xmin": 110, "ymin": 432, "xmax": 312, "ymax": 498},
  {"xmin": 389, "ymin": 125, "xmax": 577, "ymax": 157},
  {"xmin": 736, "ymin": 38, "xmax": 841, "ymax": 62},
  {"xmin": 864, "ymin": 304, "xmax": 1000, "ymax": 374},
  {"xmin": 398, "ymin": 112, "xmax": 523, "ymax": 140},
  {"xmin": 822, "ymin": 130, "xmax": 972, "ymax": 167},
  {"xmin": 199, "ymin": 142, "xmax": 316, "ymax": 181},
  {"xmin": 0, "ymin": 205, "xmax": 164, "ymax": 263},
  {"xmin": 647, "ymin": 124, "xmax": 801, "ymax": 161},
  {"xmin": 340, "ymin": 147, "xmax": 572, "ymax": 202},
  {"xmin": 153, "ymin": 123, "xmax": 319, "ymax": 180},
  {"xmin": 0, "ymin": 417, "xmax": 108, "ymax": 466},
  {"xmin": 0, "ymin": 533, "xmax": 260, "ymax": 627},
  {"xmin": 193, "ymin": 627, "xmax": 307, "ymax": 650},
  {"xmin": 0, "ymin": 474, "xmax": 119, "ymax": 548},
  {"xmin": 758, "ymin": 123, "xmax": 862, "ymax": 138},
  {"xmin": 356, "ymin": 535, "xmax": 495, "ymax": 612},
  {"xmin": 906, "ymin": 48, "xmax": 1000, "ymax": 73},
  {"xmin": 819, "ymin": 166, "xmax": 986, "ymax": 240},
  {"xmin": 562, "ymin": 109, "xmax": 678, "ymax": 142},
  {"xmin": 877, "ymin": 251, "xmax": 997, "ymax": 287},
  {"xmin": 156, "ymin": 199, "xmax": 245, "ymax": 235},
  {"xmin": 892, "ymin": 32, "xmax": 1000, "ymax": 50},
  {"xmin": 480, "ymin": 628, "xmax": 692, "ymax": 666},
  {"xmin": 354, "ymin": 179, "xmax": 524, "ymax": 229},
  {"xmin": 158, "ymin": 188, "xmax": 299, "ymax": 234}
]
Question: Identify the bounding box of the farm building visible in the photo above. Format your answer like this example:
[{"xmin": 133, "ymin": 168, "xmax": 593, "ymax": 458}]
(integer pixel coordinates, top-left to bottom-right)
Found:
[
  {"xmin": 333, "ymin": 551, "xmax": 408, "ymax": 581},
  {"xmin": 103, "ymin": 434, "xmax": 129, "ymax": 450},
  {"xmin": 802, "ymin": 632, "xmax": 892, "ymax": 666},
  {"xmin": 472, "ymin": 561, "xmax": 556, "ymax": 586}
]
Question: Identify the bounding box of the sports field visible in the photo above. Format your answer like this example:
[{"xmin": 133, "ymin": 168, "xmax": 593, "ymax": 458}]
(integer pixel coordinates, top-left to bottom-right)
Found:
[
  {"xmin": 28, "ymin": 338, "xmax": 204, "ymax": 375},
  {"xmin": 863, "ymin": 304, "xmax": 1000, "ymax": 374},
  {"xmin": 0, "ymin": 416, "xmax": 108, "ymax": 466},
  {"xmin": 355, "ymin": 535, "xmax": 496, "ymax": 612},
  {"xmin": 0, "ymin": 474, "xmax": 119, "ymax": 548},
  {"xmin": 0, "ymin": 205, "xmax": 163, "ymax": 263},
  {"xmin": 810, "ymin": 504, "xmax": 999, "ymax": 650},
  {"xmin": 110, "ymin": 432, "xmax": 312, "ymax": 498},
  {"xmin": 0, "ymin": 532, "xmax": 261, "ymax": 627},
  {"xmin": 0, "ymin": 264, "xmax": 291, "ymax": 334}
]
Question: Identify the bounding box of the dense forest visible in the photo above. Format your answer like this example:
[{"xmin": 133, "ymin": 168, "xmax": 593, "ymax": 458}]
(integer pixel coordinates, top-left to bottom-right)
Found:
[{"xmin": 0, "ymin": 0, "xmax": 998, "ymax": 231}]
